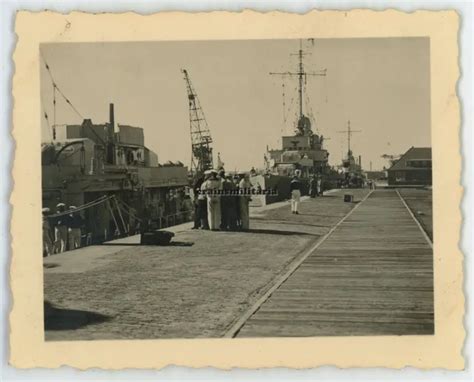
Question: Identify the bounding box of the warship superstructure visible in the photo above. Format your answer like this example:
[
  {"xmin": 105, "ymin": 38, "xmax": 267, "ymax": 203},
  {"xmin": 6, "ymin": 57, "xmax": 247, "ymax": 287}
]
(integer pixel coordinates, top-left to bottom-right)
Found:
[
  {"xmin": 41, "ymin": 54, "xmax": 190, "ymax": 245},
  {"xmin": 265, "ymin": 39, "xmax": 329, "ymax": 178}
]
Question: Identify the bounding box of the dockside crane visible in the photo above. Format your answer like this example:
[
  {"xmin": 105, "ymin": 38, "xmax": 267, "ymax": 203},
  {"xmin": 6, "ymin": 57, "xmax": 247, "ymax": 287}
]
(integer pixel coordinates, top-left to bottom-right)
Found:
[
  {"xmin": 181, "ymin": 69, "xmax": 214, "ymax": 175},
  {"xmin": 381, "ymin": 153, "xmax": 402, "ymax": 168}
]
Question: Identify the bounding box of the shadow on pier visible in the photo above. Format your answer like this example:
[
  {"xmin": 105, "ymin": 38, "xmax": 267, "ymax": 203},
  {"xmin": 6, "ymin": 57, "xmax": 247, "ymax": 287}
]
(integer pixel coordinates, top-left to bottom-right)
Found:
[
  {"xmin": 44, "ymin": 301, "xmax": 112, "ymax": 331},
  {"xmin": 100, "ymin": 241, "xmax": 195, "ymax": 247},
  {"xmin": 244, "ymin": 228, "xmax": 318, "ymax": 237}
]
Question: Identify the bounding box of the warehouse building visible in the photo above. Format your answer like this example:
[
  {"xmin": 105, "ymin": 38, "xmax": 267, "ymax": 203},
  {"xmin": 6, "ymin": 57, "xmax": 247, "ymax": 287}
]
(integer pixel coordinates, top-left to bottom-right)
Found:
[{"xmin": 387, "ymin": 147, "xmax": 432, "ymax": 186}]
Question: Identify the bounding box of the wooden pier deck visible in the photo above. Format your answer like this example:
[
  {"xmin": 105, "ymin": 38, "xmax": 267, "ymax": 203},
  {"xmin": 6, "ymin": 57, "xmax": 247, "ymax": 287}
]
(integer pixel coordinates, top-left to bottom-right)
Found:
[{"xmin": 235, "ymin": 189, "xmax": 434, "ymax": 337}]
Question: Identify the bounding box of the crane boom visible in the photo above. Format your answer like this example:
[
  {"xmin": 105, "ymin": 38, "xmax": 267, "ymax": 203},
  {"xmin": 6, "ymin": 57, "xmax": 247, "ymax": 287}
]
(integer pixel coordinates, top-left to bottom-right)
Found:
[
  {"xmin": 381, "ymin": 153, "xmax": 402, "ymax": 167},
  {"xmin": 181, "ymin": 69, "xmax": 214, "ymax": 175}
]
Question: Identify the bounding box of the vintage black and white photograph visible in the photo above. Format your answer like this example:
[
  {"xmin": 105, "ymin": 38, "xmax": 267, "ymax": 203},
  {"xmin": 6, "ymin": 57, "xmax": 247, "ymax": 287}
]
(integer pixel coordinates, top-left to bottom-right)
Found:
[{"xmin": 40, "ymin": 37, "xmax": 434, "ymax": 341}]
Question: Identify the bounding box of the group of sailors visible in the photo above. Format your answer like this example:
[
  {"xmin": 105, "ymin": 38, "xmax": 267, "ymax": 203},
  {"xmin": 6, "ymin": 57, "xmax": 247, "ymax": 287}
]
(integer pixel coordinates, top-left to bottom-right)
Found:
[
  {"xmin": 42, "ymin": 203, "xmax": 84, "ymax": 256},
  {"xmin": 41, "ymin": 170, "xmax": 331, "ymax": 253},
  {"xmin": 367, "ymin": 179, "xmax": 377, "ymax": 190},
  {"xmin": 193, "ymin": 168, "xmax": 324, "ymax": 222},
  {"xmin": 192, "ymin": 169, "xmax": 252, "ymax": 231},
  {"xmin": 336, "ymin": 173, "xmax": 377, "ymax": 189}
]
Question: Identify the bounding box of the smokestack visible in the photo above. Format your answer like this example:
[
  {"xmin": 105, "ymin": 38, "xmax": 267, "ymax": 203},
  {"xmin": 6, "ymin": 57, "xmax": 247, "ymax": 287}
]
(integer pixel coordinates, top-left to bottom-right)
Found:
[
  {"xmin": 109, "ymin": 103, "xmax": 115, "ymax": 135},
  {"xmin": 106, "ymin": 103, "xmax": 115, "ymax": 165},
  {"xmin": 359, "ymin": 155, "xmax": 362, "ymax": 169}
]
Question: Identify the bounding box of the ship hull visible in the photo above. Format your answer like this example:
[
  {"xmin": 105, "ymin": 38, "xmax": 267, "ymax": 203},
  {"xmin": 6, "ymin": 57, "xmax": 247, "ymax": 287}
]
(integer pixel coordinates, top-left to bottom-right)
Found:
[{"xmin": 250, "ymin": 174, "xmax": 310, "ymax": 207}]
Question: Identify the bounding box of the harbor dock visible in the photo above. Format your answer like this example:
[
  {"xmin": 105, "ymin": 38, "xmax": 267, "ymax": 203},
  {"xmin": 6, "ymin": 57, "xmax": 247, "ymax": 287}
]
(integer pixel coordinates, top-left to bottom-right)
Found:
[
  {"xmin": 234, "ymin": 189, "xmax": 433, "ymax": 337},
  {"xmin": 43, "ymin": 188, "xmax": 433, "ymax": 340}
]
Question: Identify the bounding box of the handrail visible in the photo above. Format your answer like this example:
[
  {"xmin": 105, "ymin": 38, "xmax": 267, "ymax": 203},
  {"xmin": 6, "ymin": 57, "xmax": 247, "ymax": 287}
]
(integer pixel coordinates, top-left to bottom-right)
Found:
[{"xmin": 155, "ymin": 209, "xmax": 194, "ymax": 229}]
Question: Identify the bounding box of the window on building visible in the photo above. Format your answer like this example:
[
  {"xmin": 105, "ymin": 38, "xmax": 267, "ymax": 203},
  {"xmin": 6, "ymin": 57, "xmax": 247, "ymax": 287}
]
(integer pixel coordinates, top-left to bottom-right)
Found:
[
  {"xmin": 395, "ymin": 171, "xmax": 406, "ymax": 181},
  {"xmin": 406, "ymin": 159, "xmax": 432, "ymax": 168}
]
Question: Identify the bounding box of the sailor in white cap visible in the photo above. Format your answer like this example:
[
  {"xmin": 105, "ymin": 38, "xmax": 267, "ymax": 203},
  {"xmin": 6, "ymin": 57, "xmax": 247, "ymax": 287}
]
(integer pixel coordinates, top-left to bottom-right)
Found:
[
  {"xmin": 238, "ymin": 172, "xmax": 252, "ymax": 230},
  {"xmin": 42, "ymin": 207, "xmax": 53, "ymax": 256},
  {"xmin": 202, "ymin": 169, "xmax": 222, "ymax": 230},
  {"xmin": 53, "ymin": 202, "xmax": 69, "ymax": 253},
  {"xmin": 198, "ymin": 170, "xmax": 212, "ymax": 229},
  {"xmin": 67, "ymin": 206, "xmax": 84, "ymax": 250}
]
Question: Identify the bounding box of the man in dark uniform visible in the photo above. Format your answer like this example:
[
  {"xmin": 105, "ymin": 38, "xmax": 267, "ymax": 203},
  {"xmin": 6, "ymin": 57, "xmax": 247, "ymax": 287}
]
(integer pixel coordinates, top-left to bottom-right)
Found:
[
  {"xmin": 42, "ymin": 208, "xmax": 53, "ymax": 256},
  {"xmin": 232, "ymin": 174, "xmax": 242, "ymax": 229},
  {"xmin": 192, "ymin": 174, "xmax": 205, "ymax": 229},
  {"xmin": 68, "ymin": 206, "xmax": 84, "ymax": 250},
  {"xmin": 140, "ymin": 204, "xmax": 152, "ymax": 233},
  {"xmin": 221, "ymin": 174, "xmax": 238, "ymax": 230},
  {"xmin": 218, "ymin": 169, "xmax": 229, "ymax": 230},
  {"xmin": 309, "ymin": 175, "xmax": 317, "ymax": 198},
  {"xmin": 53, "ymin": 202, "xmax": 69, "ymax": 253}
]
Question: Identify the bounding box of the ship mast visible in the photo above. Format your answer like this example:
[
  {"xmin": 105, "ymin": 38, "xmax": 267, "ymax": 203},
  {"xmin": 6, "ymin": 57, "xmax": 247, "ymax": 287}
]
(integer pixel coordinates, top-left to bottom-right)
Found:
[
  {"xmin": 270, "ymin": 39, "xmax": 327, "ymax": 134},
  {"xmin": 338, "ymin": 120, "xmax": 362, "ymax": 157},
  {"xmin": 297, "ymin": 39, "xmax": 304, "ymax": 119}
]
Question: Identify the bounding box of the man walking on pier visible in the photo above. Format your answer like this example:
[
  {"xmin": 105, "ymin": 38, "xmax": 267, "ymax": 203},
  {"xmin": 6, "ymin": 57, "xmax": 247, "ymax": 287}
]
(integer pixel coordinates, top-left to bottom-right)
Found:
[
  {"xmin": 203, "ymin": 169, "xmax": 222, "ymax": 231},
  {"xmin": 290, "ymin": 172, "xmax": 302, "ymax": 214},
  {"xmin": 317, "ymin": 174, "xmax": 323, "ymax": 196}
]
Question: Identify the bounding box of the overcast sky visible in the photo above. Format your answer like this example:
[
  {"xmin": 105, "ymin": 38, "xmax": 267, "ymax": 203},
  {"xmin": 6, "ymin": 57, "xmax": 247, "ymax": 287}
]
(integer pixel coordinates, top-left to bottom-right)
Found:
[{"xmin": 40, "ymin": 38, "xmax": 430, "ymax": 171}]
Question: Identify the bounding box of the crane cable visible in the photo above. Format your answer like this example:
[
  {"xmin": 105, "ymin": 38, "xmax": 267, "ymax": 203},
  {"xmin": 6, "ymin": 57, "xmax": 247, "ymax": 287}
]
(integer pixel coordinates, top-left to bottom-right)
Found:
[
  {"xmin": 41, "ymin": 100, "xmax": 53, "ymax": 142},
  {"xmin": 40, "ymin": 51, "xmax": 84, "ymax": 141}
]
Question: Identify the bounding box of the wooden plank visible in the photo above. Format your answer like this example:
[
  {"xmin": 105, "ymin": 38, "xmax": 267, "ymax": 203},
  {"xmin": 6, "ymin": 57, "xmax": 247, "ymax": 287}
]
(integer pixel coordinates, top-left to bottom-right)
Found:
[
  {"xmin": 236, "ymin": 189, "xmax": 434, "ymax": 338},
  {"xmin": 260, "ymin": 300, "xmax": 434, "ymax": 312},
  {"xmin": 238, "ymin": 321, "xmax": 434, "ymax": 337},
  {"xmin": 246, "ymin": 312, "xmax": 434, "ymax": 324}
]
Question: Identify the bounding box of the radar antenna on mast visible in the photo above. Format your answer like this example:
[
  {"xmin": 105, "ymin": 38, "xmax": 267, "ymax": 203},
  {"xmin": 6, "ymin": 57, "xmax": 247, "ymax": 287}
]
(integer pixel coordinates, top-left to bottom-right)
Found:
[{"xmin": 181, "ymin": 69, "xmax": 214, "ymax": 175}]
